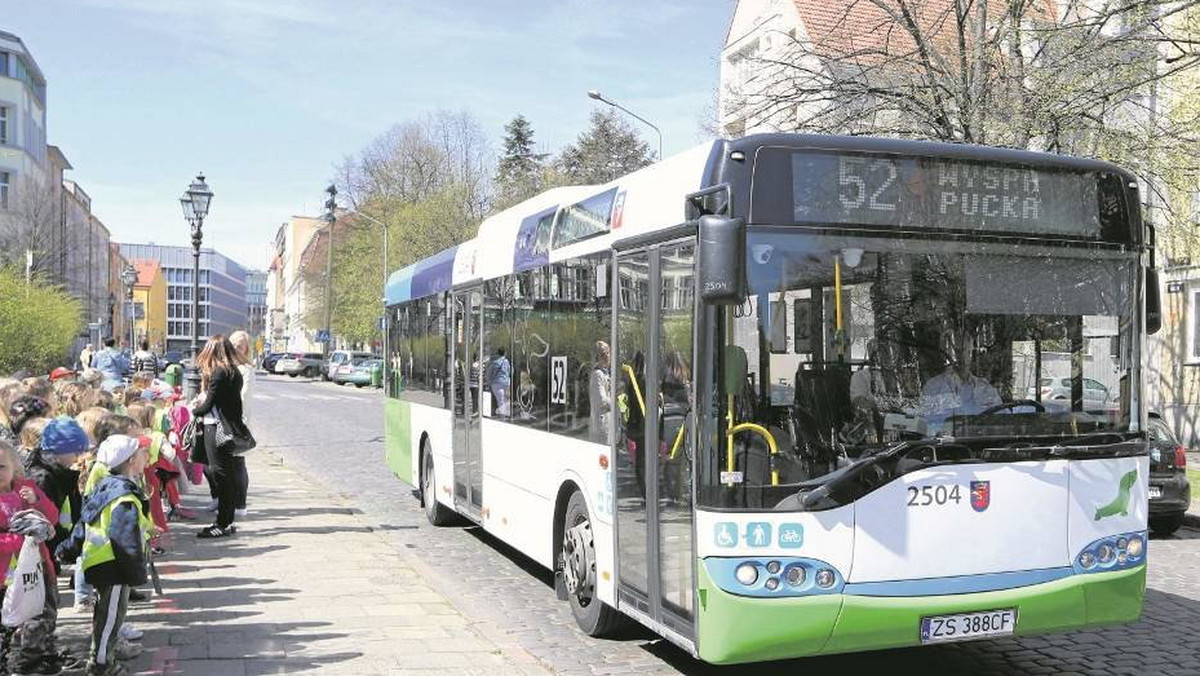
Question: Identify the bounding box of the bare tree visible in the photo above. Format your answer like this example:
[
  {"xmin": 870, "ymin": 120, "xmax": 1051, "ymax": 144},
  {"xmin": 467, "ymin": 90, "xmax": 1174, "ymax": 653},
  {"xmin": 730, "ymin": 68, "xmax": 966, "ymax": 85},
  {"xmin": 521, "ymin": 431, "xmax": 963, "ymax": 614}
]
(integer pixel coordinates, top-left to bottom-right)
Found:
[
  {"xmin": 725, "ymin": 0, "xmax": 1200, "ymax": 254},
  {"xmin": 0, "ymin": 174, "xmax": 63, "ymax": 279}
]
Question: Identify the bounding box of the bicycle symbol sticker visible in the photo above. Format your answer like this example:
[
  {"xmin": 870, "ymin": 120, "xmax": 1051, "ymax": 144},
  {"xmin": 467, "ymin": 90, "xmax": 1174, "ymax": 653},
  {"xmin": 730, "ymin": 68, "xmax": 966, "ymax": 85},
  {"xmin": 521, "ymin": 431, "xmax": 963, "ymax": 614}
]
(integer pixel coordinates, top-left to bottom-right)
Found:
[
  {"xmin": 746, "ymin": 522, "xmax": 772, "ymax": 548},
  {"xmin": 714, "ymin": 523, "xmax": 739, "ymax": 548},
  {"xmin": 778, "ymin": 523, "xmax": 804, "ymax": 549}
]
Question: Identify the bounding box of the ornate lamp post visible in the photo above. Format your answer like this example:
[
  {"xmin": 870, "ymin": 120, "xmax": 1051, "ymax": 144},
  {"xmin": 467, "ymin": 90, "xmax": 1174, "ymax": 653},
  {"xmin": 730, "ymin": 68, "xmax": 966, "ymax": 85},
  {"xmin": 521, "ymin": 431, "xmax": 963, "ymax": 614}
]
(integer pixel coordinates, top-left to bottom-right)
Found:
[
  {"xmin": 121, "ymin": 263, "xmax": 137, "ymax": 353},
  {"xmin": 180, "ymin": 173, "xmax": 213, "ymax": 399}
]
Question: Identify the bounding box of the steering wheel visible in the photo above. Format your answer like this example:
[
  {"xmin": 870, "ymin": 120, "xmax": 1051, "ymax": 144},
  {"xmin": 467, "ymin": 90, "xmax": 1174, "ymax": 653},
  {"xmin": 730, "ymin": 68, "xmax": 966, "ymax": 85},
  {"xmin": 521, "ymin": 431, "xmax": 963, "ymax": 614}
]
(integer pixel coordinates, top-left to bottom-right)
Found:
[{"xmin": 980, "ymin": 399, "xmax": 1045, "ymax": 415}]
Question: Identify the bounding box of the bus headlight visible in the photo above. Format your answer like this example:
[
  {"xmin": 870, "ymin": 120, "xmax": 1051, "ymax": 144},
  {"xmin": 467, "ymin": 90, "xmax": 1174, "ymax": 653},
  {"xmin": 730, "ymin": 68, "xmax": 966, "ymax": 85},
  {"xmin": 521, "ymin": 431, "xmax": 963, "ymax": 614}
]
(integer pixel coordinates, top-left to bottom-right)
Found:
[
  {"xmin": 735, "ymin": 563, "xmax": 759, "ymax": 586},
  {"xmin": 784, "ymin": 564, "xmax": 806, "ymax": 587},
  {"xmin": 816, "ymin": 569, "xmax": 836, "ymax": 588},
  {"xmin": 1126, "ymin": 536, "xmax": 1144, "ymax": 558},
  {"xmin": 764, "ymin": 577, "xmax": 780, "ymax": 591},
  {"xmin": 1078, "ymin": 551, "xmax": 1096, "ymax": 569},
  {"xmin": 1097, "ymin": 543, "xmax": 1116, "ymax": 565}
]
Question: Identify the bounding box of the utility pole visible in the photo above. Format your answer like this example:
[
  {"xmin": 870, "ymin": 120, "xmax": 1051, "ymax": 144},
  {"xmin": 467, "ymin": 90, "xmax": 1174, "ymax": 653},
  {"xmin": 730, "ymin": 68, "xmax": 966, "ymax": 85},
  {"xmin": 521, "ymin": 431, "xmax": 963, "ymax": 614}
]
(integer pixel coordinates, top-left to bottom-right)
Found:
[{"xmin": 323, "ymin": 184, "xmax": 337, "ymax": 356}]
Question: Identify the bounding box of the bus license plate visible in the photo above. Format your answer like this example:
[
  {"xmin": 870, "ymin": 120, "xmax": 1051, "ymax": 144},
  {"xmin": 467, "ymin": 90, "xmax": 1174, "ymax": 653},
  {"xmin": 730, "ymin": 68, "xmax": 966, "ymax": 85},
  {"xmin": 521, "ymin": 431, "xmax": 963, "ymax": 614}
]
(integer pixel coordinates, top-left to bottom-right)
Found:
[
  {"xmin": 920, "ymin": 609, "xmax": 1016, "ymax": 644},
  {"xmin": 1149, "ymin": 486, "xmax": 1163, "ymax": 499}
]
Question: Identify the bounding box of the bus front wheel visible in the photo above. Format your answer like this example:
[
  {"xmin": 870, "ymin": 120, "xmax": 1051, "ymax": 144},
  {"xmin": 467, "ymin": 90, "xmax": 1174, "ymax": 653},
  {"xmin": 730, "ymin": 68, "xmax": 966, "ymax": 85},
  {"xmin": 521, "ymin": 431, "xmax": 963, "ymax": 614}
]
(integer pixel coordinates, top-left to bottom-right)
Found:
[
  {"xmin": 422, "ymin": 446, "xmax": 454, "ymax": 526},
  {"xmin": 561, "ymin": 491, "xmax": 622, "ymax": 637}
]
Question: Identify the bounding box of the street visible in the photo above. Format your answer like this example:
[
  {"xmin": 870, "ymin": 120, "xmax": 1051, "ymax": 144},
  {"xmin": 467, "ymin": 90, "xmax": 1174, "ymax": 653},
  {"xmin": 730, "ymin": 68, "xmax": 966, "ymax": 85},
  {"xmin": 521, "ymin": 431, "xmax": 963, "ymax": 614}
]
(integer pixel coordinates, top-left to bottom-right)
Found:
[{"xmin": 252, "ymin": 374, "xmax": 1200, "ymax": 676}]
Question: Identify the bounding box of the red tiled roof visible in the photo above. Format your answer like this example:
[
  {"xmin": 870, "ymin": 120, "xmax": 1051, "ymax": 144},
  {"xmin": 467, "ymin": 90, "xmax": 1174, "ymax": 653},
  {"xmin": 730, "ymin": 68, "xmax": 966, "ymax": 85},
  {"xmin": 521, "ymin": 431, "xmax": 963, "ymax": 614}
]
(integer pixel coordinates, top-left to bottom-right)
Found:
[{"xmin": 130, "ymin": 259, "xmax": 161, "ymax": 287}]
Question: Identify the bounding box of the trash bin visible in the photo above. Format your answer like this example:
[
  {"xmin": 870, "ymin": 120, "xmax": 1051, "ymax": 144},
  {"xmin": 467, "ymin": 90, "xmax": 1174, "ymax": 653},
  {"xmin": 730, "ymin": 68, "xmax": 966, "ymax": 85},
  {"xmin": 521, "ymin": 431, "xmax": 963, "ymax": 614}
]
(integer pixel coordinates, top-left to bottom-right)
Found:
[
  {"xmin": 371, "ymin": 361, "xmax": 384, "ymax": 388},
  {"xmin": 164, "ymin": 363, "xmax": 183, "ymax": 388}
]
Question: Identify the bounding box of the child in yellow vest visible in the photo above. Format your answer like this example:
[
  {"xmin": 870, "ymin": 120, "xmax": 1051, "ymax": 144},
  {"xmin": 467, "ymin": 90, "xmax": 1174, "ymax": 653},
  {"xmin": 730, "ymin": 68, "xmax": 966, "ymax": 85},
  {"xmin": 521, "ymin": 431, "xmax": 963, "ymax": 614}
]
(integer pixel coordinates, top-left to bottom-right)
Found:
[{"xmin": 55, "ymin": 435, "xmax": 151, "ymax": 676}]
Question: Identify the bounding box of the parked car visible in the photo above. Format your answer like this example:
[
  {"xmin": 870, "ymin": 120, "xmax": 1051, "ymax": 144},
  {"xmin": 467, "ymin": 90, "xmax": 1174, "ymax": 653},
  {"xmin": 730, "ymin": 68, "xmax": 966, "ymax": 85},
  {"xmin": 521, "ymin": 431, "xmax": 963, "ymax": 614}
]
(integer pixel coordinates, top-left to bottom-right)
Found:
[
  {"xmin": 159, "ymin": 350, "xmax": 184, "ymax": 371},
  {"xmin": 275, "ymin": 352, "xmax": 326, "ymax": 378},
  {"xmin": 330, "ymin": 356, "xmax": 380, "ymax": 388},
  {"xmin": 1148, "ymin": 412, "xmax": 1192, "ymax": 536},
  {"xmin": 261, "ymin": 352, "xmax": 288, "ymax": 373},
  {"xmin": 1026, "ymin": 377, "xmax": 1114, "ymax": 413},
  {"xmin": 326, "ymin": 350, "xmax": 374, "ymax": 381}
]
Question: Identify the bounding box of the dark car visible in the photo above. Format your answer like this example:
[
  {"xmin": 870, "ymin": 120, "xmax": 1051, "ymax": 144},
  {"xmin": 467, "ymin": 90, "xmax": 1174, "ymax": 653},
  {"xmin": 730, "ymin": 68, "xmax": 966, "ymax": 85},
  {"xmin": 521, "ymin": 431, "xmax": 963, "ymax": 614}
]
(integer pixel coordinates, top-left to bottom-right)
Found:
[
  {"xmin": 1148, "ymin": 412, "xmax": 1192, "ymax": 536},
  {"xmin": 158, "ymin": 350, "xmax": 184, "ymax": 371},
  {"xmin": 261, "ymin": 352, "xmax": 288, "ymax": 373}
]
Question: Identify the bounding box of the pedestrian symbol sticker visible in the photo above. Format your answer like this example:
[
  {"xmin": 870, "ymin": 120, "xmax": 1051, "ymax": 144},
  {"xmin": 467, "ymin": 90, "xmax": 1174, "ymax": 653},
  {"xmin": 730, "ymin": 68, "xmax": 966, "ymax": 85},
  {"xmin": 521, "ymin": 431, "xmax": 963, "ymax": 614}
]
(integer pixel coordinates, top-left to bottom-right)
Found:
[
  {"xmin": 746, "ymin": 523, "xmax": 772, "ymax": 548},
  {"xmin": 778, "ymin": 524, "xmax": 804, "ymax": 549},
  {"xmin": 715, "ymin": 523, "xmax": 738, "ymax": 548}
]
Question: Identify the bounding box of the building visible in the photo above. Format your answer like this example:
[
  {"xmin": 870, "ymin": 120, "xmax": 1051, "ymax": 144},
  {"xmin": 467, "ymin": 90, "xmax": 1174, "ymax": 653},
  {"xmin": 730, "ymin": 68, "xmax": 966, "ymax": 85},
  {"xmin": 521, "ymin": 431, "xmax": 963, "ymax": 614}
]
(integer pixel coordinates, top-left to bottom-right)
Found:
[
  {"xmin": 1147, "ymin": 265, "xmax": 1200, "ymax": 447},
  {"xmin": 0, "ymin": 31, "xmax": 48, "ymax": 197},
  {"xmin": 130, "ymin": 259, "xmax": 167, "ymax": 351},
  {"xmin": 265, "ymin": 216, "xmax": 323, "ymax": 353},
  {"xmin": 245, "ymin": 269, "xmax": 267, "ymax": 342},
  {"xmin": 117, "ymin": 243, "xmax": 248, "ymax": 354}
]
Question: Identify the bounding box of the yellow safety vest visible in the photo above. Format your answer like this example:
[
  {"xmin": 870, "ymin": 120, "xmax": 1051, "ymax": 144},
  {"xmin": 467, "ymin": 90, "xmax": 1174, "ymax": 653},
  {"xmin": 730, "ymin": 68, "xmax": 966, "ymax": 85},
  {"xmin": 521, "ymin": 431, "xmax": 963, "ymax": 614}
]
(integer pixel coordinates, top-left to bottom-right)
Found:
[{"xmin": 81, "ymin": 493, "xmax": 151, "ymax": 573}]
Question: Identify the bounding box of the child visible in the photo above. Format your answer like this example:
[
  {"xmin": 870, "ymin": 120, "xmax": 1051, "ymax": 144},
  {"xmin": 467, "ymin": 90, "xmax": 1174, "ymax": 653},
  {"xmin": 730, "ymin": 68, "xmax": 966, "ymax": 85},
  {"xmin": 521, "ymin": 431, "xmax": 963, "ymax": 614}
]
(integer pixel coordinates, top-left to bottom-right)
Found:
[
  {"xmin": 15, "ymin": 418, "xmax": 90, "ymax": 676},
  {"xmin": 56, "ymin": 435, "xmax": 151, "ymax": 676},
  {"xmin": 0, "ymin": 438, "xmax": 62, "ymax": 676},
  {"xmin": 122, "ymin": 405, "xmax": 170, "ymax": 552}
]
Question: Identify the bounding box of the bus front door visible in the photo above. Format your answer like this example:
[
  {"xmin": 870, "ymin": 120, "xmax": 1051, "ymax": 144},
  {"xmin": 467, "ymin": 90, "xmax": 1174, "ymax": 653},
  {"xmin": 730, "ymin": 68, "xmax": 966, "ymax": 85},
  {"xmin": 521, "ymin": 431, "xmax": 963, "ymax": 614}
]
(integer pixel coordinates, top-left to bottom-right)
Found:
[
  {"xmin": 452, "ymin": 287, "xmax": 484, "ymax": 520},
  {"xmin": 614, "ymin": 241, "xmax": 696, "ymax": 641}
]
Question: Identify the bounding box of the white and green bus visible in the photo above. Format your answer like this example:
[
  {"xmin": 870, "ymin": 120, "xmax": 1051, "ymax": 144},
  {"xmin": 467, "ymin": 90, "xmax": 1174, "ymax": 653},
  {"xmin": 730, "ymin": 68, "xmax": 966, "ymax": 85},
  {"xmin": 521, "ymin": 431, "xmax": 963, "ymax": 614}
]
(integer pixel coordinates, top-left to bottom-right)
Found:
[{"xmin": 383, "ymin": 134, "xmax": 1157, "ymax": 664}]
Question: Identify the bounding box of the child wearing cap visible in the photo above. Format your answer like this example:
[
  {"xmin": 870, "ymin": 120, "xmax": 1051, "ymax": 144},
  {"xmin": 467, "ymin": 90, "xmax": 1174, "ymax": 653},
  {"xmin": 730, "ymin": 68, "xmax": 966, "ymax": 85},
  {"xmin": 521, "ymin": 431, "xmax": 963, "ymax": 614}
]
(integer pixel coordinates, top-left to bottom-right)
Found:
[
  {"xmin": 18, "ymin": 417, "xmax": 89, "ymax": 676},
  {"xmin": 56, "ymin": 435, "xmax": 151, "ymax": 676}
]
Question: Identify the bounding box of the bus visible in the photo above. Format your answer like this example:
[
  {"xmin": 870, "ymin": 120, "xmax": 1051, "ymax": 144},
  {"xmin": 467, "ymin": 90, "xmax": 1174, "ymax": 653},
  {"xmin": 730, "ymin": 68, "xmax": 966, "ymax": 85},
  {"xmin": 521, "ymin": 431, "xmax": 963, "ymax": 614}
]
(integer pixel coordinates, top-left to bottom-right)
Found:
[{"xmin": 382, "ymin": 134, "xmax": 1157, "ymax": 664}]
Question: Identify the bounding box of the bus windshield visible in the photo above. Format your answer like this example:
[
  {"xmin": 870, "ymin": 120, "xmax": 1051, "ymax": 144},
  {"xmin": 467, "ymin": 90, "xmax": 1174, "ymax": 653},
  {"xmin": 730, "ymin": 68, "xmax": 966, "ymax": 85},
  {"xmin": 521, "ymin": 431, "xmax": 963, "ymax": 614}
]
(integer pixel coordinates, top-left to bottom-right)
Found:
[{"xmin": 698, "ymin": 231, "xmax": 1138, "ymax": 510}]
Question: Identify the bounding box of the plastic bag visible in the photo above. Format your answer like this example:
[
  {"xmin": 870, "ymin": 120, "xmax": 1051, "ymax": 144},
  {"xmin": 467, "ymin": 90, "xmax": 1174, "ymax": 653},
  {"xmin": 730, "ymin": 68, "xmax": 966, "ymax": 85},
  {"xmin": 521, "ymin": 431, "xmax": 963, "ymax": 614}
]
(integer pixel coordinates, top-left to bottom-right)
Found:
[{"xmin": 2, "ymin": 537, "xmax": 45, "ymax": 626}]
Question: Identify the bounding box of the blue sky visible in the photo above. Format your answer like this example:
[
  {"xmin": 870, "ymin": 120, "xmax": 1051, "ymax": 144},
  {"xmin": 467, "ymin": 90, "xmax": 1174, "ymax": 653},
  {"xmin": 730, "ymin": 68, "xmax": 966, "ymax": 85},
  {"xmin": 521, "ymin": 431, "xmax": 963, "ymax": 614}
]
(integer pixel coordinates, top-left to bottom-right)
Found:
[{"xmin": 10, "ymin": 0, "xmax": 733, "ymax": 270}]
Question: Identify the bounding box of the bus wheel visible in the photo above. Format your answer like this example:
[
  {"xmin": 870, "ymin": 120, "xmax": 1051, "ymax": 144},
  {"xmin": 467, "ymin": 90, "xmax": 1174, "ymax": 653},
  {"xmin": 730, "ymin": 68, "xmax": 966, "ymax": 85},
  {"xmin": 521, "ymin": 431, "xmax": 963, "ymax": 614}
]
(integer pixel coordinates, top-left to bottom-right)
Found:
[
  {"xmin": 422, "ymin": 447, "xmax": 454, "ymax": 526},
  {"xmin": 561, "ymin": 491, "xmax": 622, "ymax": 637}
]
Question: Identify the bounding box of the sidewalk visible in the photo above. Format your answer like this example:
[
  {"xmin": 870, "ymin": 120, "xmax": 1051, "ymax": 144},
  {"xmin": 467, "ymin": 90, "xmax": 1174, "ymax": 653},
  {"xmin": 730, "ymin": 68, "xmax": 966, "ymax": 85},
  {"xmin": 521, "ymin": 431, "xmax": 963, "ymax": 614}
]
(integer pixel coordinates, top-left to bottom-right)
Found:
[{"xmin": 52, "ymin": 453, "xmax": 551, "ymax": 675}]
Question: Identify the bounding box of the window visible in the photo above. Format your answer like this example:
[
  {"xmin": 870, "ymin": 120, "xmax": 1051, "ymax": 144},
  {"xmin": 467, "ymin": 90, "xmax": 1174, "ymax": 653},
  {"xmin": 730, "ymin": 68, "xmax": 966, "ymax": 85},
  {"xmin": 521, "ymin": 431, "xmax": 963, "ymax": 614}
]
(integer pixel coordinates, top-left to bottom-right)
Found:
[
  {"xmin": 1190, "ymin": 289, "xmax": 1200, "ymax": 364},
  {"xmin": 553, "ymin": 188, "xmax": 618, "ymax": 249},
  {"xmin": 0, "ymin": 171, "xmax": 8, "ymax": 209},
  {"xmin": 0, "ymin": 107, "xmax": 7, "ymax": 145},
  {"xmin": 0, "ymin": 52, "xmax": 8, "ymax": 77}
]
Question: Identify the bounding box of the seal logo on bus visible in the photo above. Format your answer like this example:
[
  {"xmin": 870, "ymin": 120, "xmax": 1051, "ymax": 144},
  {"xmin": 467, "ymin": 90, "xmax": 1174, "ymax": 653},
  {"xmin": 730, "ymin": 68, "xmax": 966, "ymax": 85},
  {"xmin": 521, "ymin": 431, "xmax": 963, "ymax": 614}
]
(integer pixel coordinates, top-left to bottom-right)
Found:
[{"xmin": 970, "ymin": 481, "xmax": 991, "ymax": 512}]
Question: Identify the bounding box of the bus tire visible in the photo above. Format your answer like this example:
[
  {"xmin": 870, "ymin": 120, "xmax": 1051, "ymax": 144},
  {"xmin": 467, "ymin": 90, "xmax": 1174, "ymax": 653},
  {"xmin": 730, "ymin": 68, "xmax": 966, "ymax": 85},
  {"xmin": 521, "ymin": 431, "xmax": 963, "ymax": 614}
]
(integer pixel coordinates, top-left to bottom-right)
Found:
[
  {"xmin": 422, "ymin": 445, "xmax": 455, "ymax": 527},
  {"xmin": 562, "ymin": 490, "xmax": 622, "ymax": 637}
]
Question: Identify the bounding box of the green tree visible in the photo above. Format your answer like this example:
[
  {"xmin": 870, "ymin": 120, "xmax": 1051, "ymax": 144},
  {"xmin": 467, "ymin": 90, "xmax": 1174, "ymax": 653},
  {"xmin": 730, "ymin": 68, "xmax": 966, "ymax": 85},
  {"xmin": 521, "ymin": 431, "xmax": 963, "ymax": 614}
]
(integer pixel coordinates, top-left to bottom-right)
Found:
[
  {"xmin": 557, "ymin": 109, "xmax": 654, "ymax": 185},
  {"xmin": 0, "ymin": 267, "xmax": 82, "ymax": 375},
  {"xmin": 494, "ymin": 115, "xmax": 550, "ymax": 211}
]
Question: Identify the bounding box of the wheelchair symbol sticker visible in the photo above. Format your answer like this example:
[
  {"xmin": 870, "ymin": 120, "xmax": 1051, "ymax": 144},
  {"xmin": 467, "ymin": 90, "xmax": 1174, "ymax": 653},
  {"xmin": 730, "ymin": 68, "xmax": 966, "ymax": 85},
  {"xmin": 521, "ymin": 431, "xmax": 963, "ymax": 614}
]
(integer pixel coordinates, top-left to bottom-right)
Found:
[
  {"xmin": 746, "ymin": 522, "xmax": 772, "ymax": 547},
  {"xmin": 715, "ymin": 523, "xmax": 738, "ymax": 548},
  {"xmin": 778, "ymin": 523, "xmax": 804, "ymax": 548}
]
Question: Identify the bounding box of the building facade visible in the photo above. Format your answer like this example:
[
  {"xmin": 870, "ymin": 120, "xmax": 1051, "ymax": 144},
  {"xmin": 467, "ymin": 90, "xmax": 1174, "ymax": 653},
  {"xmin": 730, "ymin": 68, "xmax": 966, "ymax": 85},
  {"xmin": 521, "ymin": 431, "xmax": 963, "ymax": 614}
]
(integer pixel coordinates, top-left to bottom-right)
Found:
[
  {"xmin": 130, "ymin": 259, "xmax": 167, "ymax": 351},
  {"xmin": 1147, "ymin": 265, "xmax": 1200, "ymax": 447},
  {"xmin": 245, "ymin": 269, "xmax": 267, "ymax": 342},
  {"xmin": 0, "ymin": 30, "xmax": 48, "ymax": 200},
  {"xmin": 117, "ymin": 243, "xmax": 248, "ymax": 354},
  {"xmin": 264, "ymin": 216, "xmax": 322, "ymax": 353}
]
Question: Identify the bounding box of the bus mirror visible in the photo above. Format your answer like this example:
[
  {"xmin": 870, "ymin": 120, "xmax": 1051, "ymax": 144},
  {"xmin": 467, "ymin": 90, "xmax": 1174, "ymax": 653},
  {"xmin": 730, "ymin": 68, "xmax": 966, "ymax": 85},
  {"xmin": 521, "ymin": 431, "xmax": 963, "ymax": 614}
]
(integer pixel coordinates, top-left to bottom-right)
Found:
[
  {"xmin": 698, "ymin": 215, "xmax": 745, "ymax": 304},
  {"xmin": 1146, "ymin": 267, "xmax": 1162, "ymax": 335}
]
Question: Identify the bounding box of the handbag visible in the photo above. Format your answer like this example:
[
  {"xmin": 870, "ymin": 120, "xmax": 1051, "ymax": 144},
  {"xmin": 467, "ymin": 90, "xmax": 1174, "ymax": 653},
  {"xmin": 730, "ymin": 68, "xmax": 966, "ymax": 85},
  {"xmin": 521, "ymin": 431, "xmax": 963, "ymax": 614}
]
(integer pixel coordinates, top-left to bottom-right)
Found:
[
  {"xmin": 212, "ymin": 408, "xmax": 256, "ymax": 455},
  {"xmin": 2, "ymin": 537, "xmax": 45, "ymax": 627}
]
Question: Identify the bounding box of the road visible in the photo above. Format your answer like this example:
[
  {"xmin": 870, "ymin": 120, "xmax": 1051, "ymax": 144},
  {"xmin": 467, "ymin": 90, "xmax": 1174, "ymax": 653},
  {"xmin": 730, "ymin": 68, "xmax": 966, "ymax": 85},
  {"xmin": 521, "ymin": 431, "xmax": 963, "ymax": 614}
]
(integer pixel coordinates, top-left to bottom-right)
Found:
[{"xmin": 251, "ymin": 373, "xmax": 1200, "ymax": 675}]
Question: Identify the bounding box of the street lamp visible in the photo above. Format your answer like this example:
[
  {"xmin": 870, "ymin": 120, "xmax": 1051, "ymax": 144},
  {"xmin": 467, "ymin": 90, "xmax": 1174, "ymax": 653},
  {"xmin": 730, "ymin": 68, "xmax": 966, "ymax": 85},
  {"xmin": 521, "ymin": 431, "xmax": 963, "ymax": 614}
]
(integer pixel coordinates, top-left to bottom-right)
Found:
[
  {"xmin": 322, "ymin": 185, "xmax": 337, "ymax": 358},
  {"xmin": 180, "ymin": 173, "xmax": 213, "ymax": 399},
  {"xmin": 121, "ymin": 263, "xmax": 137, "ymax": 355},
  {"xmin": 586, "ymin": 89, "xmax": 663, "ymax": 161}
]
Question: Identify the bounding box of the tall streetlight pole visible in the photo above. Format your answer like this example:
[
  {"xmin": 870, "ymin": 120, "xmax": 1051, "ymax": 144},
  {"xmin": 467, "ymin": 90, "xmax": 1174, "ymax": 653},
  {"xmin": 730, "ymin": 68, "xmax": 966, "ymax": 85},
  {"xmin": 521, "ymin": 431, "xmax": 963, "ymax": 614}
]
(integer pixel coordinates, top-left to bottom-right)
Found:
[
  {"xmin": 121, "ymin": 263, "xmax": 137, "ymax": 353},
  {"xmin": 587, "ymin": 89, "xmax": 663, "ymax": 160},
  {"xmin": 323, "ymin": 185, "xmax": 337, "ymax": 357},
  {"xmin": 180, "ymin": 173, "xmax": 213, "ymax": 399}
]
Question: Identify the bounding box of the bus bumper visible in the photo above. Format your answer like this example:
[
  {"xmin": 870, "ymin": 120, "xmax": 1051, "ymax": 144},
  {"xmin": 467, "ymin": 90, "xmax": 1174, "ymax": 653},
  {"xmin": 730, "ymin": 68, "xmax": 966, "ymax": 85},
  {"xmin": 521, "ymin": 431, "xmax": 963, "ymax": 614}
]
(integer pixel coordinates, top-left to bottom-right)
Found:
[{"xmin": 696, "ymin": 563, "xmax": 1145, "ymax": 665}]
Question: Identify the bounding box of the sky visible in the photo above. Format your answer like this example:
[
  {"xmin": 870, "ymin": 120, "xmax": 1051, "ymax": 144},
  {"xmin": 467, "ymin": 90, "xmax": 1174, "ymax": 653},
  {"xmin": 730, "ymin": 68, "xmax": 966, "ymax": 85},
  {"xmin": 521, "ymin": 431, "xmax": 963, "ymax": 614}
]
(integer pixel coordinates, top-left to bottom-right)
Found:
[{"xmin": 10, "ymin": 0, "xmax": 734, "ymax": 271}]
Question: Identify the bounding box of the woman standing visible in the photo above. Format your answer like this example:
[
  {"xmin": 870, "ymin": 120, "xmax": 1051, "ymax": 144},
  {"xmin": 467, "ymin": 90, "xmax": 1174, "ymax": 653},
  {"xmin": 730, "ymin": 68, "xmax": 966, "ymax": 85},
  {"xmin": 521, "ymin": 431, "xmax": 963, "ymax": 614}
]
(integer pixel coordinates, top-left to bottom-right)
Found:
[
  {"xmin": 227, "ymin": 331, "xmax": 254, "ymax": 517},
  {"xmin": 191, "ymin": 335, "xmax": 248, "ymax": 538}
]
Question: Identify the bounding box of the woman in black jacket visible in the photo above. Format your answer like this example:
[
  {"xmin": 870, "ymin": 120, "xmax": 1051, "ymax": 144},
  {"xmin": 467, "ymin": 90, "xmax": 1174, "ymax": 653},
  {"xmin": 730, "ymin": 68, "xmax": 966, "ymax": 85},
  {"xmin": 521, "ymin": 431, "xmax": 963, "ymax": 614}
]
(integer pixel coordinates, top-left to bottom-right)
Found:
[{"xmin": 191, "ymin": 335, "xmax": 248, "ymax": 538}]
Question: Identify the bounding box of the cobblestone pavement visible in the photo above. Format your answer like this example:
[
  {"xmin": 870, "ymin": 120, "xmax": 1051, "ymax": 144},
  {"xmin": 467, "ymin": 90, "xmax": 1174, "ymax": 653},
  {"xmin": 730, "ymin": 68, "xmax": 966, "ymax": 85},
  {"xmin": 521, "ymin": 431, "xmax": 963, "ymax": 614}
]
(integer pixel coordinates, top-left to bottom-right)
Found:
[{"xmin": 254, "ymin": 374, "xmax": 1200, "ymax": 675}]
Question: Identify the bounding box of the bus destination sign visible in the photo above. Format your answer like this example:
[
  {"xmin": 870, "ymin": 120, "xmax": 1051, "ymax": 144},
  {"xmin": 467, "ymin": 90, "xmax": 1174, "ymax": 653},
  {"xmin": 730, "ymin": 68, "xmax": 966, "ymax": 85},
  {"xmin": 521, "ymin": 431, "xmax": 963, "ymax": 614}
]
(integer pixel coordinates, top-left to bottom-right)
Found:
[{"xmin": 790, "ymin": 151, "xmax": 1101, "ymax": 237}]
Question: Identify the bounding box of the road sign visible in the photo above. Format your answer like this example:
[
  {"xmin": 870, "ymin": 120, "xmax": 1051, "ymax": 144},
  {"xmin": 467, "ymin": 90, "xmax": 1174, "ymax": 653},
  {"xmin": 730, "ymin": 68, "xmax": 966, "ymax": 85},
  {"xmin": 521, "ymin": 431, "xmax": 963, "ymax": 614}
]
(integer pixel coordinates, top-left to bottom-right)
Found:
[{"xmin": 315, "ymin": 329, "xmax": 330, "ymax": 343}]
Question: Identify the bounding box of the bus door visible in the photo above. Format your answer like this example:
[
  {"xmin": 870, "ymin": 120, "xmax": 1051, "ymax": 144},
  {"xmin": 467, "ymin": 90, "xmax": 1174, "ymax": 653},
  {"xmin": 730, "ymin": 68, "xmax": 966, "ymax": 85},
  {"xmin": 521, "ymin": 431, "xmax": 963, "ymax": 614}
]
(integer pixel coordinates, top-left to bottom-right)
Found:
[
  {"xmin": 613, "ymin": 240, "xmax": 697, "ymax": 641},
  {"xmin": 452, "ymin": 286, "xmax": 484, "ymax": 520}
]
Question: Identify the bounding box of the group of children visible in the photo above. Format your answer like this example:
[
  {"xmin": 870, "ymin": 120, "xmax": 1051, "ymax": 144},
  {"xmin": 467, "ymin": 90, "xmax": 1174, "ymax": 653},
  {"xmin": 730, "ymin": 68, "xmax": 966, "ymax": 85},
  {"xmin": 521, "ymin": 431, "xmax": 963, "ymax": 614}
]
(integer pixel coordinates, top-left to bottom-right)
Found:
[{"xmin": 0, "ymin": 369, "xmax": 203, "ymax": 676}]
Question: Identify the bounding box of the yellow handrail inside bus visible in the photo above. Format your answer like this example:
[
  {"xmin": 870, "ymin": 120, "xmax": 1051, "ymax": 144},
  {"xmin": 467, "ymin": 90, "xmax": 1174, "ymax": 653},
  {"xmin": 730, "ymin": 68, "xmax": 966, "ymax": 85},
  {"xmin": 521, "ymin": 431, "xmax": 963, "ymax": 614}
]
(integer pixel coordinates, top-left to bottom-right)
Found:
[
  {"xmin": 621, "ymin": 364, "xmax": 646, "ymax": 416},
  {"xmin": 669, "ymin": 421, "xmax": 686, "ymax": 460},
  {"xmin": 728, "ymin": 423, "xmax": 779, "ymax": 486}
]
